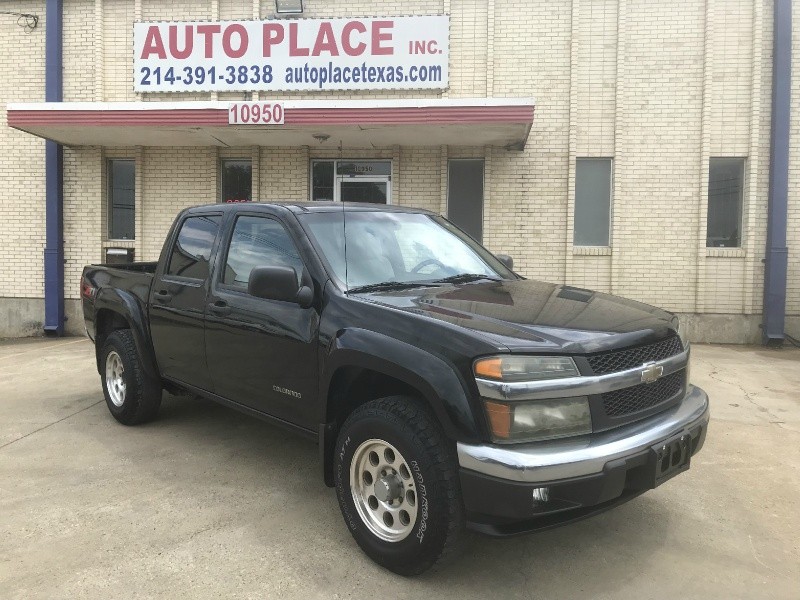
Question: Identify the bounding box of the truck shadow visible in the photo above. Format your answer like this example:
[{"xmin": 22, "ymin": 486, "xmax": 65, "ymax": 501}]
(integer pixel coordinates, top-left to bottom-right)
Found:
[{"xmin": 151, "ymin": 393, "xmax": 673, "ymax": 597}]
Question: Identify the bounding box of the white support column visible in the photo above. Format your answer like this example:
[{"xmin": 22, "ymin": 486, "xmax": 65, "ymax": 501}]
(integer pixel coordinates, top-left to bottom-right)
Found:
[
  {"xmin": 483, "ymin": 146, "xmax": 492, "ymax": 238},
  {"xmin": 134, "ymin": 146, "xmax": 144, "ymax": 259},
  {"xmin": 134, "ymin": 0, "xmax": 142, "ymax": 101},
  {"xmin": 212, "ymin": 146, "xmax": 220, "ymax": 202},
  {"xmin": 486, "ymin": 0, "xmax": 495, "ymax": 97},
  {"xmin": 251, "ymin": 146, "xmax": 261, "ymax": 201},
  {"xmin": 693, "ymin": 0, "xmax": 713, "ymax": 314},
  {"xmin": 439, "ymin": 145, "xmax": 448, "ymax": 215},
  {"xmin": 609, "ymin": 0, "xmax": 626, "ymax": 296},
  {"xmin": 743, "ymin": 0, "xmax": 764, "ymax": 315},
  {"xmin": 565, "ymin": 0, "xmax": 580, "ymax": 285},
  {"xmin": 391, "ymin": 145, "xmax": 400, "ymax": 205},
  {"xmin": 95, "ymin": 0, "xmax": 103, "ymax": 101}
]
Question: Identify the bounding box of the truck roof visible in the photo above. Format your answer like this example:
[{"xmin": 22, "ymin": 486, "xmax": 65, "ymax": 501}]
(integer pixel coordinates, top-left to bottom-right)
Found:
[{"xmin": 185, "ymin": 201, "xmax": 436, "ymax": 215}]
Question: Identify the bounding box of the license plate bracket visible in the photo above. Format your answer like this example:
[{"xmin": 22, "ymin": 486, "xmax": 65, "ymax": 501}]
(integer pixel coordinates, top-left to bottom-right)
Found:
[{"xmin": 649, "ymin": 432, "xmax": 692, "ymax": 488}]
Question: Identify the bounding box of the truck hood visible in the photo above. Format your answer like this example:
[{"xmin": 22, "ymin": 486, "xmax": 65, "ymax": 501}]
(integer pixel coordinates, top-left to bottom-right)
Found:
[{"xmin": 355, "ymin": 279, "xmax": 679, "ymax": 354}]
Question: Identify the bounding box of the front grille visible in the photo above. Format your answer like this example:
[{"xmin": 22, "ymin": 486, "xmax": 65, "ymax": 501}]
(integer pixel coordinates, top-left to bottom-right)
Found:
[
  {"xmin": 602, "ymin": 370, "xmax": 684, "ymax": 418},
  {"xmin": 586, "ymin": 335, "xmax": 683, "ymax": 375}
]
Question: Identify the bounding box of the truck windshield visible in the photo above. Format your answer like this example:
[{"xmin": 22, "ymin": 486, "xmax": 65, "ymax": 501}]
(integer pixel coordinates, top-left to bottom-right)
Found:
[{"xmin": 298, "ymin": 210, "xmax": 514, "ymax": 291}]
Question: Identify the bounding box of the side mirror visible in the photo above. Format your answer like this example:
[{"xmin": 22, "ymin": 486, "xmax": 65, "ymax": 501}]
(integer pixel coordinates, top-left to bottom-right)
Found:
[
  {"xmin": 248, "ymin": 266, "xmax": 314, "ymax": 308},
  {"xmin": 496, "ymin": 254, "xmax": 514, "ymax": 271}
]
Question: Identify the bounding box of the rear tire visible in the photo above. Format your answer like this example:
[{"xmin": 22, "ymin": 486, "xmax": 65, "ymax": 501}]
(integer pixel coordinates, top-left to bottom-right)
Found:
[
  {"xmin": 334, "ymin": 396, "xmax": 464, "ymax": 575},
  {"xmin": 100, "ymin": 329, "xmax": 162, "ymax": 425}
]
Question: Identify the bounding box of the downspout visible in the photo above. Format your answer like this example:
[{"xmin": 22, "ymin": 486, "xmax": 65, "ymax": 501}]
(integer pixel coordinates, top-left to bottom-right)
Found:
[
  {"xmin": 762, "ymin": 0, "xmax": 792, "ymax": 346},
  {"xmin": 44, "ymin": 0, "xmax": 64, "ymax": 335}
]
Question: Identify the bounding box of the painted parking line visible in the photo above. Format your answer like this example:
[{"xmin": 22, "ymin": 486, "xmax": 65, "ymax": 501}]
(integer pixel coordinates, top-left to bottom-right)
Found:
[{"xmin": 0, "ymin": 338, "xmax": 89, "ymax": 361}]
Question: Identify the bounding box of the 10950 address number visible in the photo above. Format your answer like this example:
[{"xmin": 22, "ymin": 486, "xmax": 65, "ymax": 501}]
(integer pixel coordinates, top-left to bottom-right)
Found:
[{"xmin": 228, "ymin": 102, "xmax": 285, "ymax": 125}]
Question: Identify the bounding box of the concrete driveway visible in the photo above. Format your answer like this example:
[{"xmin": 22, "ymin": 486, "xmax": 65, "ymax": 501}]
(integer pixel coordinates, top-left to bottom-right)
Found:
[{"xmin": 1, "ymin": 338, "xmax": 798, "ymax": 599}]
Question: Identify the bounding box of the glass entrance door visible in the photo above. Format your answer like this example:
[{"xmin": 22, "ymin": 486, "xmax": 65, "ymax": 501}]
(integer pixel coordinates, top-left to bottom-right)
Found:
[
  {"xmin": 311, "ymin": 160, "xmax": 391, "ymax": 204},
  {"xmin": 339, "ymin": 178, "xmax": 389, "ymax": 204}
]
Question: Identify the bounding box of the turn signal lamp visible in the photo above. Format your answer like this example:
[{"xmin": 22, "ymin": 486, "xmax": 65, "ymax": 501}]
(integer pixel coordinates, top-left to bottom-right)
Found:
[{"xmin": 474, "ymin": 355, "xmax": 579, "ymax": 382}]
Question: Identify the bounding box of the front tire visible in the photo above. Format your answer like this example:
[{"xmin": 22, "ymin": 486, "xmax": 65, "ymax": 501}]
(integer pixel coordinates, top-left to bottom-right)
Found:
[
  {"xmin": 100, "ymin": 329, "xmax": 162, "ymax": 425},
  {"xmin": 334, "ymin": 396, "xmax": 464, "ymax": 575}
]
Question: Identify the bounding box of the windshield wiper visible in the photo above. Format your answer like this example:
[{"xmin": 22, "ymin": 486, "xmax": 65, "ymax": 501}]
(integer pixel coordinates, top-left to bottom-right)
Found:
[
  {"xmin": 431, "ymin": 273, "xmax": 502, "ymax": 284},
  {"xmin": 347, "ymin": 281, "xmax": 439, "ymax": 294}
]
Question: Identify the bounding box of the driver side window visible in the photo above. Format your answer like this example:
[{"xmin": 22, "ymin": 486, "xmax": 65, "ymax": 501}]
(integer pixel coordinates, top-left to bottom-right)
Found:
[{"xmin": 223, "ymin": 216, "xmax": 304, "ymax": 289}]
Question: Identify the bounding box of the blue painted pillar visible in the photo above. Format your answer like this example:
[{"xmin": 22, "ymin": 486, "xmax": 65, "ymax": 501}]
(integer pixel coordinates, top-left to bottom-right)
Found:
[{"xmin": 44, "ymin": 0, "xmax": 64, "ymax": 335}]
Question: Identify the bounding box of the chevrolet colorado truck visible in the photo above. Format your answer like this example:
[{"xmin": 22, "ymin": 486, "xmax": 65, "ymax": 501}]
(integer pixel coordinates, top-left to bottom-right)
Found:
[{"xmin": 81, "ymin": 202, "xmax": 710, "ymax": 575}]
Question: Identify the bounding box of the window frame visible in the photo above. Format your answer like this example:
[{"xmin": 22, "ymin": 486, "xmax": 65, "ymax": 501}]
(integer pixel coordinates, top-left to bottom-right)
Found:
[
  {"xmin": 706, "ymin": 156, "xmax": 746, "ymax": 248},
  {"xmin": 107, "ymin": 158, "xmax": 136, "ymax": 241},
  {"xmin": 309, "ymin": 159, "xmax": 392, "ymax": 204},
  {"xmin": 573, "ymin": 157, "xmax": 614, "ymax": 248},
  {"xmin": 215, "ymin": 213, "xmax": 308, "ymax": 295},
  {"xmin": 218, "ymin": 157, "xmax": 253, "ymax": 204}
]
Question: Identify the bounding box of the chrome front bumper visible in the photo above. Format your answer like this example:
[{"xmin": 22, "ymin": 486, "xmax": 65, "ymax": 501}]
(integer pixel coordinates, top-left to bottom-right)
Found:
[{"xmin": 457, "ymin": 385, "xmax": 710, "ymax": 484}]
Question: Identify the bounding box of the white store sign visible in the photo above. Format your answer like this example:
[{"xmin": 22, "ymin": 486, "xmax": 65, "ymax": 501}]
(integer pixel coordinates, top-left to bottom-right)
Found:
[{"xmin": 133, "ymin": 16, "xmax": 449, "ymax": 92}]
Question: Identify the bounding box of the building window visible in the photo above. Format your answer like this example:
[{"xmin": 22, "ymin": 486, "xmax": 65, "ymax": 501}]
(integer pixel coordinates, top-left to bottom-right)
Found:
[
  {"xmin": 707, "ymin": 158, "xmax": 745, "ymax": 247},
  {"xmin": 108, "ymin": 159, "xmax": 135, "ymax": 240},
  {"xmin": 447, "ymin": 159, "xmax": 484, "ymax": 242},
  {"xmin": 574, "ymin": 158, "xmax": 612, "ymax": 247},
  {"xmin": 220, "ymin": 159, "xmax": 252, "ymax": 203},
  {"xmin": 311, "ymin": 160, "xmax": 335, "ymax": 201}
]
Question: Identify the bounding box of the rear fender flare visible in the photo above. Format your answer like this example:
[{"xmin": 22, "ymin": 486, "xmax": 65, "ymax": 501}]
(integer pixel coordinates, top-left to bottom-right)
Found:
[{"xmin": 94, "ymin": 288, "xmax": 159, "ymax": 380}]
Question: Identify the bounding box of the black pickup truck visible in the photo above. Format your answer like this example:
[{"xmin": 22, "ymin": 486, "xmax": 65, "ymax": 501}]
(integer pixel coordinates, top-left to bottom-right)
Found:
[{"xmin": 81, "ymin": 202, "xmax": 709, "ymax": 575}]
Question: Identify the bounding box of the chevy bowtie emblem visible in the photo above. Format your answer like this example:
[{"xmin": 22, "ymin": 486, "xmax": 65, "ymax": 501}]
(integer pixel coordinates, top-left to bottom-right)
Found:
[{"xmin": 640, "ymin": 362, "xmax": 664, "ymax": 384}]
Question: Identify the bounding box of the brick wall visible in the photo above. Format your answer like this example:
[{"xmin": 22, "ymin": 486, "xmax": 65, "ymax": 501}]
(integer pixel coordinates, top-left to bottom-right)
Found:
[
  {"xmin": 0, "ymin": 1, "xmax": 46, "ymax": 300},
  {"xmin": 0, "ymin": 0, "xmax": 798, "ymax": 341}
]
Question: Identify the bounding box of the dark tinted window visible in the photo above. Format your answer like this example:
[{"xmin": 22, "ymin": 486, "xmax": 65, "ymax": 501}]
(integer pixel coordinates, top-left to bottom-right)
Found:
[
  {"xmin": 109, "ymin": 159, "xmax": 135, "ymax": 239},
  {"xmin": 312, "ymin": 161, "xmax": 334, "ymax": 201},
  {"xmin": 574, "ymin": 158, "xmax": 612, "ymax": 246},
  {"xmin": 223, "ymin": 216, "xmax": 304, "ymax": 288},
  {"xmin": 448, "ymin": 159, "xmax": 484, "ymax": 242},
  {"xmin": 707, "ymin": 158, "xmax": 744, "ymax": 247},
  {"xmin": 220, "ymin": 159, "xmax": 252, "ymax": 203},
  {"xmin": 167, "ymin": 215, "xmax": 221, "ymax": 279}
]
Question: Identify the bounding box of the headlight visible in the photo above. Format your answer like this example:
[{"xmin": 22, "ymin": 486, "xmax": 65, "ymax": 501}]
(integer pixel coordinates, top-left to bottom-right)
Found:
[
  {"xmin": 674, "ymin": 317, "xmax": 691, "ymax": 383},
  {"xmin": 474, "ymin": 355, "xmax": 579, "ymax": 382},
  {"xmin": 483, "ymin": 397, "xmax": 592, "ymax": 443},
  {"xmin": 675, "ymin": 316, "xmax": 690, "ymax": 350}
]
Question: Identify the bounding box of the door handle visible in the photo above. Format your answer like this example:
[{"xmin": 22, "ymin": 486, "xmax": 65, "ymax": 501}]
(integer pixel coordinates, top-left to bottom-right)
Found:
[
  {"xmin": 154, "ymin": 290, "xmax": 172, "ymax": 303},
  {"xmin": 208, "ymin": 300, "xmax": 231, "ymax": 316}
]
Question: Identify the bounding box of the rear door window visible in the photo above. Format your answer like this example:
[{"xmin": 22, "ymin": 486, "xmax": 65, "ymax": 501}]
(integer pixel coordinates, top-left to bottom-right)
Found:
[{"xmin": 166, "ymin": 215, "xmax": 222, "ymax": 280}]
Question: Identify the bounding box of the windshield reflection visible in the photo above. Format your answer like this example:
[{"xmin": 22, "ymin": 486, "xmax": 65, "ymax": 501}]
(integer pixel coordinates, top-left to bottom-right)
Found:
[{"xmin": 299, "ymin": 210, "xmax": 513, "ymax": 291}]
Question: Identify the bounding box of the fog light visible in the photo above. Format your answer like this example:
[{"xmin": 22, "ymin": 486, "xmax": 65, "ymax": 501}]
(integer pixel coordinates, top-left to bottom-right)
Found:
[{"xmin": 532, "ymin": 487, "xmax": 550, "ymax": 503}]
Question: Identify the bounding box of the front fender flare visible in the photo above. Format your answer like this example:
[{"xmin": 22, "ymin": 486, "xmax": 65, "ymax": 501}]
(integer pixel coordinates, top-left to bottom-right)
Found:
[{"xmin": 321, "ymin": 328, "xmax": 482, "ymax": 442}]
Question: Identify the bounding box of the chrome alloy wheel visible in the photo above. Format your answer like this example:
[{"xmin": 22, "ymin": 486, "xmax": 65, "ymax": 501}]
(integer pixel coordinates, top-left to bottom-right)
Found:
[
  {"xmin": 105, "ymin": 350, "xmax": 126, "ymax": 407},
  {"xmin": 350, "ymin": 439, "xmax": 418, "ymax": 542}
]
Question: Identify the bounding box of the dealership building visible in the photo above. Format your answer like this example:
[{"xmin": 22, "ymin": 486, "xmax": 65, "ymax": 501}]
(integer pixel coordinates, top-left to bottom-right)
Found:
[{"xmin": 0, "ymin": 0, "xmax": 797, "ymax": 343}]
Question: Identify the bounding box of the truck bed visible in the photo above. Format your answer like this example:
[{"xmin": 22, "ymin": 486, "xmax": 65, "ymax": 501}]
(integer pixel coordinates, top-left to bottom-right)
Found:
[{"xmin": 81, "ymin": 262, "xmax": 158, "ymax": 341}]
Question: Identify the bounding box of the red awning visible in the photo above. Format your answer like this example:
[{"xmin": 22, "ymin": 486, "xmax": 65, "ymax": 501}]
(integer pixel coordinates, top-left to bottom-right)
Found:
[{"xmin": 7, "ymin": 98, "xmax": 535, "ymax": 150}]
